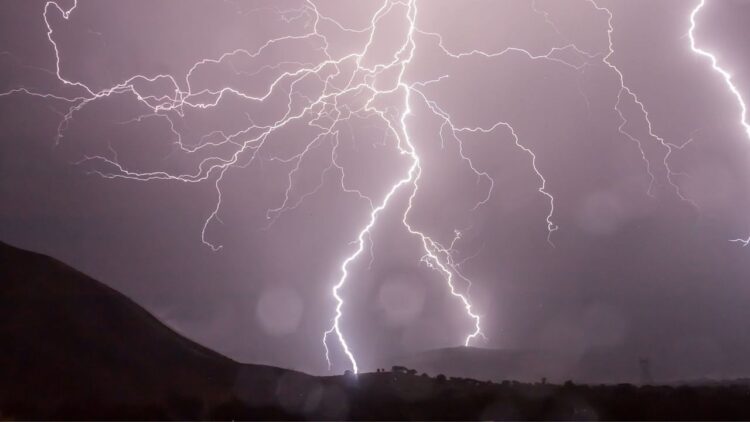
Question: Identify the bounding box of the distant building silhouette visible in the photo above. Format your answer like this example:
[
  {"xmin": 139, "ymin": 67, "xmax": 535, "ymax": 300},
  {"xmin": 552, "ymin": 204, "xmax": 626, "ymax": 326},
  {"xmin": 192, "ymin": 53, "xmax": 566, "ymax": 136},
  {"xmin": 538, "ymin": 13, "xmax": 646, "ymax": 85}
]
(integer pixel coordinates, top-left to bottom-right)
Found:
[{"xmin": 639, "ymin": 358, "xmax": 653, "ymax": 385}]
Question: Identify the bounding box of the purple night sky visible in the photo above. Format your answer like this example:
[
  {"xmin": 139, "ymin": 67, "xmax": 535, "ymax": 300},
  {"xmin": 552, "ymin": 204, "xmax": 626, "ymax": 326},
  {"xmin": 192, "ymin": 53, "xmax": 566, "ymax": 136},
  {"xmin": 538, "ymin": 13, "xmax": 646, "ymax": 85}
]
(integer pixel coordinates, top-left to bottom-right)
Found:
[{"xmin": 3, "ymin": 0, "xmax": 750, "ymax": 380}]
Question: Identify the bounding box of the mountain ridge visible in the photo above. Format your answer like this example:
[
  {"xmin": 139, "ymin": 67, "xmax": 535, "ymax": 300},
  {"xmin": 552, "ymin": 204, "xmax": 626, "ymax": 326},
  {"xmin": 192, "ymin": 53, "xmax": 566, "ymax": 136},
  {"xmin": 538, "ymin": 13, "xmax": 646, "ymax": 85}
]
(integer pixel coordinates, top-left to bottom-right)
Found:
[
  {"xmin": 376, "ymin": 345, "xmax": 643, "ymax": 384},
  {"xmin": 6, "ymin": 240, "xmax": 750, "ymax": 420},
  {"xmin": 0, "ymin": 240, "xmax": 311, "ymax": 418}
]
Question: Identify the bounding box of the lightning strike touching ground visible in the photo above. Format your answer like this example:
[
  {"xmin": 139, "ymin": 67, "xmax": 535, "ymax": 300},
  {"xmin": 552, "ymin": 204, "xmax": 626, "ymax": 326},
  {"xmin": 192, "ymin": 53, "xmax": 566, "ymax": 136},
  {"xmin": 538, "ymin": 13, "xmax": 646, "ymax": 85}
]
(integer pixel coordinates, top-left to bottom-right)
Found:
[{"xmin": 3, "ymin": 0, "xmax": 746, "ymax": 375}]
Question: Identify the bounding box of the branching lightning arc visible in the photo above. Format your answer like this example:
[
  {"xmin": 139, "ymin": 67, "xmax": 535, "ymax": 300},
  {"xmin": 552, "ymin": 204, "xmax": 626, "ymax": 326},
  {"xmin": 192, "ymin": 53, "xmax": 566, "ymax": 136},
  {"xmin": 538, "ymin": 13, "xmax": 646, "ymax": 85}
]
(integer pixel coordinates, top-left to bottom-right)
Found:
[
  {"xmin": 687, "ymin": 0, "xmax": 750, "ymax": 247},
  {"xmin": 1, "ymin": 0, "xmax": 748, "ymax": 373}
]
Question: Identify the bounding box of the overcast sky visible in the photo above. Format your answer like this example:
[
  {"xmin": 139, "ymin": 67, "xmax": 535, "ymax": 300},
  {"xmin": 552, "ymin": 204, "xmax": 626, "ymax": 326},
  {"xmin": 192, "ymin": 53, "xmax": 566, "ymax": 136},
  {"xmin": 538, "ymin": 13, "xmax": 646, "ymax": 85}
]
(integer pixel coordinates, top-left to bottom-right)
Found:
[{"xmin": 3, "ymin": 0, "xmax": 750, "ymax": 380}]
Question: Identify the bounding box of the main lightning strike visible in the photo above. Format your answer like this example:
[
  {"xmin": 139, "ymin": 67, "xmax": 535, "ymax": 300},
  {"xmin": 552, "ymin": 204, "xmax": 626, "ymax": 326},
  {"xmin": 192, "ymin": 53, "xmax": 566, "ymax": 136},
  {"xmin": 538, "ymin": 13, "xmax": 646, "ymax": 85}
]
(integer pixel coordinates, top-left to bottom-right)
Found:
[{"xmin": 322, "ymin": 0, "xmax": 422, "ymax": 373}]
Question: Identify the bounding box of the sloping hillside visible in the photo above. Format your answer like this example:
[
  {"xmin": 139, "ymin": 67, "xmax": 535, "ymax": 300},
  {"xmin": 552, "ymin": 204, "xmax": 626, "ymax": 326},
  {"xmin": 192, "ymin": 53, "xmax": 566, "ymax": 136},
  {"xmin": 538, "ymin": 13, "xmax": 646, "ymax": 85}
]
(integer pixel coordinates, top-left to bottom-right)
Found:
[
  {"xmin": 5, "ymin": 241, "xmax": 750, "ymax": 420},
  {"xmin": 0, "ymin": 241, "xmax": 308, "ymax": 418}
]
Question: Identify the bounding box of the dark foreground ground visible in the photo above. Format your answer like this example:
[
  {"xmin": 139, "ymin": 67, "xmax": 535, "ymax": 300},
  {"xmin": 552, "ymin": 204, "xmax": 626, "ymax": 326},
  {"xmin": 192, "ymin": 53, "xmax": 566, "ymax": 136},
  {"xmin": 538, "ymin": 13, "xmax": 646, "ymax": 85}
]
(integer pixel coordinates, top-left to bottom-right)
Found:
[
  {"xmin": 6, "ymin": 372, "xmax": 750, "ymax": 420},
  {"xmin": 3, "ymin": 240, "xmax": 750, "ymax": 420}
]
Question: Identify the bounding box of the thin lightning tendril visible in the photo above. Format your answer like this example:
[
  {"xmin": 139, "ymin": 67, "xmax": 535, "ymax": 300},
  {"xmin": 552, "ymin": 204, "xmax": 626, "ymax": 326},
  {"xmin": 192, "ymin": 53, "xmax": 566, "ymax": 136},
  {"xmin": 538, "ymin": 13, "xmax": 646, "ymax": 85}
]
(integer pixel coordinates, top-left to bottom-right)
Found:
[{"xmin": 589, "ymin": 0, "xmax": 696, "ymax": 206}]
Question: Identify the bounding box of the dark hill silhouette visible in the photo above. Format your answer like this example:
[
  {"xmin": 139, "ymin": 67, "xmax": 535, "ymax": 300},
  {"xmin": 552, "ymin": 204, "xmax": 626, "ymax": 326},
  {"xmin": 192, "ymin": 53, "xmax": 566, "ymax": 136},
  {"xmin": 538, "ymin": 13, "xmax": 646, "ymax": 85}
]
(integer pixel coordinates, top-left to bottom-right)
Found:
[
  {"xmin": 377, "ymin": 346, "xmax": 641, "ymax": 385},
  {"xmin": 0, "ymin": 241, "xmax": 312, "ymax": 419},
  {"xmin": 4, "ymin": 240, "xmax": 750, "ymax": 420}
]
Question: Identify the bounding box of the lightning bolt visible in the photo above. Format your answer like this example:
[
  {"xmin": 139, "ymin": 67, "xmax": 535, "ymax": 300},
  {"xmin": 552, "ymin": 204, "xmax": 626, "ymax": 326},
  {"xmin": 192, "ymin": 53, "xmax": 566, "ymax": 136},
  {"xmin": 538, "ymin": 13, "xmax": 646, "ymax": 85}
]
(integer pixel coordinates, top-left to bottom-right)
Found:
[
  {"xmin": 3, "ymin": 0, "xmax": 742, "ymax": 375},
  {"xmin": 687, "ymin": 0, "xmax": 750, "ymax": 247},
  {"xmin": 321, "ymin": 0, "xmax": 421, "ymax": 374}
]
